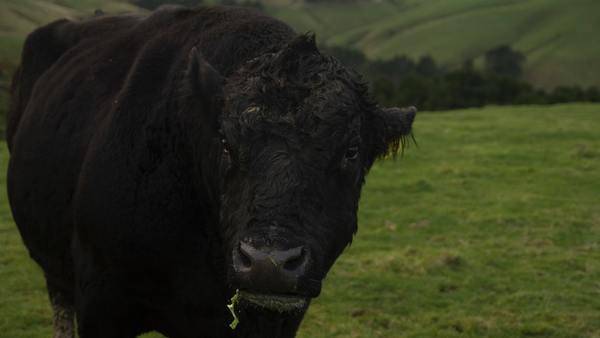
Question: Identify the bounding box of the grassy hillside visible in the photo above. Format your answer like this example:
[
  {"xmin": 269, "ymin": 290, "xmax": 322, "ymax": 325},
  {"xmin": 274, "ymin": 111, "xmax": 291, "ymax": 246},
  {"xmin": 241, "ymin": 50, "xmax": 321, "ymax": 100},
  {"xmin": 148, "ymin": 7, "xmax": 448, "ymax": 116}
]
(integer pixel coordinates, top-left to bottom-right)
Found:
[
  {"xmin": 2, "ymin": 103, "xmax": 599, "ymax": 337},
  {"xmin": 267, "ymin": 0, "xmax": 600, "ymax": 89},
  {"xmin": 0, "ymin": 0, "xmax": 599, "ymax": 89},
  {"xmin": 0, "ymin": 0, "xmax": 138, "ymax": 69},
  {"xmin": 1, "ymin": 0, "xmax": 599, "ymax": 90}
]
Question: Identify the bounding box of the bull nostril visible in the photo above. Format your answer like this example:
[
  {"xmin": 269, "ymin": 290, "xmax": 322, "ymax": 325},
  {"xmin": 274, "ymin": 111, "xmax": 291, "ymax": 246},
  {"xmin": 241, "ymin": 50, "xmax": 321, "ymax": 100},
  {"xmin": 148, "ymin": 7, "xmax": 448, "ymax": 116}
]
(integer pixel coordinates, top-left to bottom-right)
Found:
[
  {"xmin": 238, "ymin": 243, "xmax": 252, "ymax": 269},
  {"xmin": 232, "ymin": 242, "xmax": 312, "ymax": 294},
  {"xmin": 283, "ymin": 254, "xmax": 303, "ymax": 271},
  {"xmin": 282, "ymin": 247, "xmax": 306, "ymax": 272}
]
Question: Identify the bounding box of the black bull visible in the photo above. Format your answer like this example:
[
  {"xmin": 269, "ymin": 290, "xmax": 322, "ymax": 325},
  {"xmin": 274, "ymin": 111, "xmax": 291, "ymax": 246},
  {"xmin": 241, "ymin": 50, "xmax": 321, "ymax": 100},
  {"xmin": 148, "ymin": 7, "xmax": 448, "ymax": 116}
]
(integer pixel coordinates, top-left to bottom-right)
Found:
[{"xmin": 6, "ymin": 5, "xmax": 416, "ymax": 338}]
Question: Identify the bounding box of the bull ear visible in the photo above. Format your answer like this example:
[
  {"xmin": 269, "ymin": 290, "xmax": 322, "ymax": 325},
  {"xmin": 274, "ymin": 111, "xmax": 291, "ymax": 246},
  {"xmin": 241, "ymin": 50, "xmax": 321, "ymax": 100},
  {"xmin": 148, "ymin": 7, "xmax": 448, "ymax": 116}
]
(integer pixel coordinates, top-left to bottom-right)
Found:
[
  {"xmin": 376, "ymin": 106, "xmax": 417, "ymax": 157},
  {"xmin": 183, "ymin": 47, "xmax": 224, "ymax": 137},
  {"xmin": 186, "ymin": 46, "xmax": 223, "ymax": 98}
]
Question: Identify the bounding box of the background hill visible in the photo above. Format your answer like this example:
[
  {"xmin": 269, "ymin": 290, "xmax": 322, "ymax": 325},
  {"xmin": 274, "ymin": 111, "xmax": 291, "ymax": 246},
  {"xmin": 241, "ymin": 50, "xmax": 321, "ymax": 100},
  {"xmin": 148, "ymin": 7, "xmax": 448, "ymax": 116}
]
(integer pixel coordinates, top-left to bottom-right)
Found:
[
  {"xmin": 267, "ymin": 0, "xmax": 600, "ymax": 90},
  {"xmin": 0, "ymin": 0, "xmax": 137, "ymax": 68},
  {"xmin": 1, "ymin": 0, "xmax": 599, "ymax": 90}
]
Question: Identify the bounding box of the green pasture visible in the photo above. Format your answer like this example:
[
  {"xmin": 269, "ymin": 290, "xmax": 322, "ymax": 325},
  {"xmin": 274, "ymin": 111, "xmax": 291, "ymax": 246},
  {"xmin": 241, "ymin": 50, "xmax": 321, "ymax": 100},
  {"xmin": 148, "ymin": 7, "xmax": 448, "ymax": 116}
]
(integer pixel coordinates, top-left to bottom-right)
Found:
[{"xmin": 1, "ymin": 103, "xmax": 599, "ymax": 337}]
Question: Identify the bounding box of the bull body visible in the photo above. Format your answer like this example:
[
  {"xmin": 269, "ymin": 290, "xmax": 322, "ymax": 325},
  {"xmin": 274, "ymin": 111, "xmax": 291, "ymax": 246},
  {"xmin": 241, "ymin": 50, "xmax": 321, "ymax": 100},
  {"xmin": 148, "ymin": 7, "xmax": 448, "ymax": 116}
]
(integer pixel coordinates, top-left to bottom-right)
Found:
[{"xmin": 7, "ymin": 5, "xmax": 415, "ymax": 338}]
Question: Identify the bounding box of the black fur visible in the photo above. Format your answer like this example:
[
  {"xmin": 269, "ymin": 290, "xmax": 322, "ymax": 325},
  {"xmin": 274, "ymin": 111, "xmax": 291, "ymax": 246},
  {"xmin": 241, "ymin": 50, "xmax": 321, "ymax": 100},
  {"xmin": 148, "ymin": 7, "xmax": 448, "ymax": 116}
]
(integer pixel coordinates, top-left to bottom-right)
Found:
[{"xmin": 6, "ymin": 5, "xmax": 416, "ymax": 338}]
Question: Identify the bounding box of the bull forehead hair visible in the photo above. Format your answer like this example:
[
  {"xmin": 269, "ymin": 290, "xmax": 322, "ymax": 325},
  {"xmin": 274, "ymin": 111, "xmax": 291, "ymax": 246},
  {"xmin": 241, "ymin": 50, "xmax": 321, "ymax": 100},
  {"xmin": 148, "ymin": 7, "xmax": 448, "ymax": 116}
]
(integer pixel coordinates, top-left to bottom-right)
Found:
[{"xmin": 223, "ymin": 34, "xmax": 374, "ymax": 138}]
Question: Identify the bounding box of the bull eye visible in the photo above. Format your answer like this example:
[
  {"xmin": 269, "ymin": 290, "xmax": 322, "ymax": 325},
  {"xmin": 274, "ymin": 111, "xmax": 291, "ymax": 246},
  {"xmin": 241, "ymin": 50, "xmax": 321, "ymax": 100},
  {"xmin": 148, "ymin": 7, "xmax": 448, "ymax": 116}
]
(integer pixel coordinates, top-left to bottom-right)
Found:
[{"xmin": 345, "ymin": 146, "xmax": 359, "ymax": 160}]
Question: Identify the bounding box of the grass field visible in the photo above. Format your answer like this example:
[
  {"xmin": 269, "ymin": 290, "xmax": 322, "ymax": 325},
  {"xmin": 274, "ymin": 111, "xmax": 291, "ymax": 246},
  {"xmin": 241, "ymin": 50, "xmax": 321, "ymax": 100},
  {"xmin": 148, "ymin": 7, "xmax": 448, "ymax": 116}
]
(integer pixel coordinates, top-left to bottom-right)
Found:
[{"xmin": 1, "ymin": 103, "xmax": 599, "ymax": 337}]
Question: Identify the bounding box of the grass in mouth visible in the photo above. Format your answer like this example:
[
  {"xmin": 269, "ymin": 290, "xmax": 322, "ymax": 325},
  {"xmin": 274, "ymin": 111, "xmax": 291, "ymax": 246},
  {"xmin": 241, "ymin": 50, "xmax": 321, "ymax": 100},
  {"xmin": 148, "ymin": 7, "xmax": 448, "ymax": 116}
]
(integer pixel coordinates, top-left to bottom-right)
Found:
[{"xmin": 227, "ymin": 289, "xmax": 241, "ymax": 330}]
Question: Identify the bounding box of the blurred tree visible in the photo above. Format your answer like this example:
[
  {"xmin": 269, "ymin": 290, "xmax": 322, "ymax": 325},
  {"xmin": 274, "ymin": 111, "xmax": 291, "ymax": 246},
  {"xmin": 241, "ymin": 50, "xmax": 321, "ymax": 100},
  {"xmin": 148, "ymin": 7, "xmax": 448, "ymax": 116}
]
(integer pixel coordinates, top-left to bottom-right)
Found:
[
  {"xmin": 549, "ymin": 86, "xmax": 586, "ymax": 103},
  {"xmin": 462, "ymin": 58, "xmax": 475, "ymax": 71},
  {"xmin": 372, "ymin": 78, "xmax": 396, "ymax": 107},
  {"xmin": 486, "ymin": 75, "xmax": 526, "ymax": 105},
  {"xmin": 395, "ymin": 75, "xmax": 433, "ymax": 108},
  {"xmin": 585, "ymin": 86, "xmax": 600, "ymax": 102},
  {"xmin": 368, "ymin": 56, "xmax": 415, "ymax": 85},
  {"xmin": 443, "ymin": 65, "xmax": 487, "ymax": 109},
  {"xmin": 323, "ymin": 46, "xmax": 367, "ymax": 71},
  {"xmin": 484, "ymin": 45, "xmax": 525, "ymax": 78},
  {"xmin": 416, "ymin": 55, "xmax": 439, "ymax": 77}
]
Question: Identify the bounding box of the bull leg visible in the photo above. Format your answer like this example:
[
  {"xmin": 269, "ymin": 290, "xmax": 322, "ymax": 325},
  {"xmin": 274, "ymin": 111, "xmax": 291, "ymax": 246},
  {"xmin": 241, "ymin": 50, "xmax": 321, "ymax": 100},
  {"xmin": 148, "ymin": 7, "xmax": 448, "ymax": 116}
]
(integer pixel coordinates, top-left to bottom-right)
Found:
[
  {"xmin": 50, "ymin": 295, "xmax": 75, "ymax": 338},
  {"xmin": 74, "ymin": 264, "xmax": 143, "ymax": 338},
  {"xmin": 74, "ymin": 278, "xmax": 141, "ymax": 338},
  {"xmin": 47, "ymin": 283, "xmax": 75, "ymax": 338}
]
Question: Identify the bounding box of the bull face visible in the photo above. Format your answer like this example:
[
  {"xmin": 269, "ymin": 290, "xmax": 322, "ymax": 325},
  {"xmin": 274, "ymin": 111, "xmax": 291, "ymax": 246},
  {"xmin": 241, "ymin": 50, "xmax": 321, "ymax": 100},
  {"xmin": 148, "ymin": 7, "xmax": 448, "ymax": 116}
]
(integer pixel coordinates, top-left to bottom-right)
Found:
[{"xmin": 187, "ymin": 35, "xmax": 415, "ymax": 314}]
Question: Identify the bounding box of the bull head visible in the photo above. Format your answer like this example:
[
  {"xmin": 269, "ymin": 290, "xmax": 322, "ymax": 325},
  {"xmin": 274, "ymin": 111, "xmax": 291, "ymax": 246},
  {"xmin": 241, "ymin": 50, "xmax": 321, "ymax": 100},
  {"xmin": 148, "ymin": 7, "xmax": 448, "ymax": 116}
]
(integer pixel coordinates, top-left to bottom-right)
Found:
[{"xmin": 184, "ymin": 35, "xmax": 416, "ymax": 317}]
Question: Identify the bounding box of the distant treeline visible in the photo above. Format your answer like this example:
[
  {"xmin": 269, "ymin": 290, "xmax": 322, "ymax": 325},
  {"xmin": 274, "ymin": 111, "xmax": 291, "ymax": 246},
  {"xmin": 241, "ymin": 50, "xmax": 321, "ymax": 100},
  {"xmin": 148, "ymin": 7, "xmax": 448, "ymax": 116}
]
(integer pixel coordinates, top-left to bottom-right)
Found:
[
  {"xmin": 127, "ymin": 1, "xmax": 600, "ymax": 109},
  {"xmin": 324, "ymin": 45, "xmax": 600, "ymax": 111}
]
